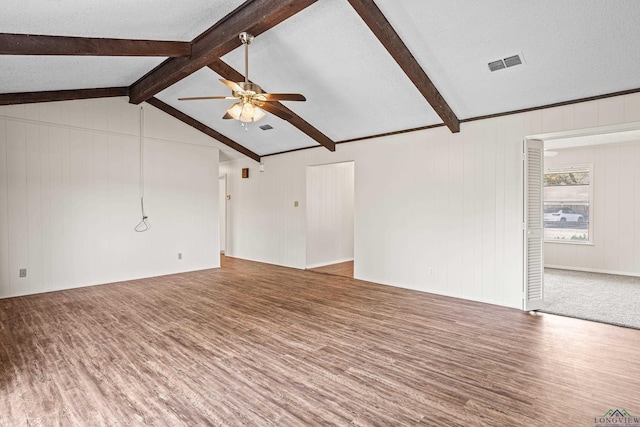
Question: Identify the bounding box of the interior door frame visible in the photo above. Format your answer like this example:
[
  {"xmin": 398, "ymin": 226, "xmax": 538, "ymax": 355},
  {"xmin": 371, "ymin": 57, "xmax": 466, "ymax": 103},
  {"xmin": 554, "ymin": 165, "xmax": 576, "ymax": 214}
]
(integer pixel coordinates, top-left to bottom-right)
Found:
[
  {"xmin": 522, "ymin": 121, "xmax": 640, "ymax": 310},
  {"xmin": 219, "ymin": 174, "xmax": 227, "ymax": 254},
  {"xmin": 305, "ymin": 161, "xmax": 355, "ymax": 269}
]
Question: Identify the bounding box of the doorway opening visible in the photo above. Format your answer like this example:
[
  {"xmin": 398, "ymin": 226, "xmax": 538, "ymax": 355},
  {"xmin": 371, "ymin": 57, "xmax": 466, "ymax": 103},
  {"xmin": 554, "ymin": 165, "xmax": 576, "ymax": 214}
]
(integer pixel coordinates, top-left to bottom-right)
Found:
[
  {"xmin": 525, "ymin": 122, "xmax": 640, "ymax": 328},
  {"xmin": 305, "ymin": 161, "xmax": 355, "ymax": 278},
  {"xmin": 219, "ymin": 175, "xmax": 227, "ymax": 254}
]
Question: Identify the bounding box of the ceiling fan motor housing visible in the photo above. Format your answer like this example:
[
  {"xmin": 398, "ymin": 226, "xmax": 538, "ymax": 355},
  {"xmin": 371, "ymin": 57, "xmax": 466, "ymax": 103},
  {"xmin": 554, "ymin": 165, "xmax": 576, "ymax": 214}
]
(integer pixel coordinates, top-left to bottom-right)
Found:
[
  {"xmin": 237, "ymin": 82, "xmax": 262, "ymax": 94},
  {"xmin": 235, "ymin": 82, "xmax": 266, "ymax": 107},
  {"xmin": 239, "ymin": 32, "xmax": 254, "ymax": 45}
]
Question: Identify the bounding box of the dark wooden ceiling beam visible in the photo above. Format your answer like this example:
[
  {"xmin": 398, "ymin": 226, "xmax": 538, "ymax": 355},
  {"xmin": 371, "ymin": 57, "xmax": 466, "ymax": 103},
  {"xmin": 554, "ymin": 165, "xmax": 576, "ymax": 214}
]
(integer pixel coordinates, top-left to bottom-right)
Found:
[
  {"xmin": 129, "ymin": 0, "xmax": 319, "ymax": 105},
  {"xmin": 208, "ymin": 60, "xmax": 335, "ymax": 152},
  {"xmin": 0, "ymin": 87, "xmax": 129, "ymax": 105},
  {"xmin": 347, "ymin": 0, "xmax": 460, "ymax": 133},
  {"xmin": 0, "ymin": 33, "xmax": 191, "ymax": 57},
  {"xmin": 146, "ymin": 97, "xmax": 261, "ymax": 162}
]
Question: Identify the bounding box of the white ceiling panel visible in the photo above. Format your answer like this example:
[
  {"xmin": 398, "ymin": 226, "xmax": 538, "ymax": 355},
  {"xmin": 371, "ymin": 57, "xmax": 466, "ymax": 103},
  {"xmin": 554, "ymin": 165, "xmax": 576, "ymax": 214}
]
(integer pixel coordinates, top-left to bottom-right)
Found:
[
  {"xmin": 156, "ymin": 67, "xmax": 320, "ymax": 156},
  {"xmin": 545, "ymin": 130, "xmax": 640, "ymax": 151},
  {"xmin": 0, "ymin": 56, "xmax": 165, "ymax": 93},
  {"xmin": 221, "ymin": 0, "xmax": 444, "ymax": 141},
  {"xmin": 376, "ymin": 0, "xmax": 640, "ymax": 119},
  {"xmin": 0, "ymin": 0, "xmax": 242, "ymax": 40}
]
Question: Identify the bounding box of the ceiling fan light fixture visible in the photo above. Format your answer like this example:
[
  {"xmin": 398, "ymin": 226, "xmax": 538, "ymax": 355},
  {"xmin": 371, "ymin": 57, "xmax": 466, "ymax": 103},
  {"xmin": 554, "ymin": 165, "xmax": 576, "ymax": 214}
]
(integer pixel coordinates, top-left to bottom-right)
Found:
[
  {"xmin": 227, "ymin": 102, "xmax": 243, "ymax": 121},
  {"xmin": 227, "ymin": 101, "xmax": 265, "ymax": 122},
  {"xmin": 241, "ymin": 102, "xmax": 256, "ymax": 122},
  {"xmin": 252, "ymin": 106, "xmax": 266, "ymax": 121}
]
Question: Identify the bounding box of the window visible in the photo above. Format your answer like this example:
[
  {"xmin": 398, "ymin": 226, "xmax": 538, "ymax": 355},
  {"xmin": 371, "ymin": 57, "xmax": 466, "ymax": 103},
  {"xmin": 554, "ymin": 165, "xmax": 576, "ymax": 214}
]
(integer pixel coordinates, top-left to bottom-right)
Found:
[{"xmin": 543, "ymin": 164, "xmax": 592, "ymax": 243}]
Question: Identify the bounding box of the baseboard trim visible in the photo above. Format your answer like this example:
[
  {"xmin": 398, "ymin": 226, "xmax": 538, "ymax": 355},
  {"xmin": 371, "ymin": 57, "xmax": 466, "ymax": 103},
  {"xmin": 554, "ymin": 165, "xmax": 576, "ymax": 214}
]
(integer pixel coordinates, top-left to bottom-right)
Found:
[
  {"xmin": 306, "ymin": 258, "xmax": 354, "ymax": 269},
  {"xmin": 544, "ymin": 264, "xmax": 640, "ymax": 278}
]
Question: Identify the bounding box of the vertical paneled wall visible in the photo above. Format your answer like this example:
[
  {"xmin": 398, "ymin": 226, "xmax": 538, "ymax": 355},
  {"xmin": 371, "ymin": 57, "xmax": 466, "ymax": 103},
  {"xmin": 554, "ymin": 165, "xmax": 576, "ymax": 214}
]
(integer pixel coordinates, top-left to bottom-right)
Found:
[
  {"xmin": 306, "ymin": 161, "xmax": 354, "ymax": 268},
  {"xmin": 221, "ymin": 93, "xmax": 640, "ymax": 309},
  {"xmin": 0, "ymin": 97, "xmax": 220, "ymax": 298},
  {"xmin": 544, "ymin": 140, "xmax": 640, "ymax": 275}
]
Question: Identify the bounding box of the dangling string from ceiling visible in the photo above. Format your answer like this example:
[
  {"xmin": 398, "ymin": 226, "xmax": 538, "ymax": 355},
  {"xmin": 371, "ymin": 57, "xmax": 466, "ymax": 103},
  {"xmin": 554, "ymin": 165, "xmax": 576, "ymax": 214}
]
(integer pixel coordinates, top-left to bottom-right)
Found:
[{"xmin": 134, "ymin": 106, "xmax": 150, "ymax": 232}]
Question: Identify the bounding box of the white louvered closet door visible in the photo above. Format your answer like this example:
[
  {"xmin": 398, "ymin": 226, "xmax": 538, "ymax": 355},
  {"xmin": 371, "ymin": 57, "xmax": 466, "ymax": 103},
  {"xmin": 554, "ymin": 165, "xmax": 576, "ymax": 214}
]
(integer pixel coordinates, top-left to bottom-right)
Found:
[{"xmin": 523, "ymin": 139, "xmax": 544, "ymax": 311}]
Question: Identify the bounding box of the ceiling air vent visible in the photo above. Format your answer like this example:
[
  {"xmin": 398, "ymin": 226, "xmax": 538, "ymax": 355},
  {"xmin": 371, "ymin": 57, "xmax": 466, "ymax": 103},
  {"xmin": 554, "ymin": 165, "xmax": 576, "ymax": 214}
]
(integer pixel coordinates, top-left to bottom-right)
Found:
[
  {"xmin": 488, "ymin": 53, "xmax": 524, "ymax": 72},
  {"xmin": 504, "ymin": 54, "xmax": 522, "ymax": 68},
  {"xmin": 259, "ymin": 124, "xmax": 274, "ymax": 130},
  {"xmin": 488, "ymin": 60, "xmax": 506, "ymax": 72}
]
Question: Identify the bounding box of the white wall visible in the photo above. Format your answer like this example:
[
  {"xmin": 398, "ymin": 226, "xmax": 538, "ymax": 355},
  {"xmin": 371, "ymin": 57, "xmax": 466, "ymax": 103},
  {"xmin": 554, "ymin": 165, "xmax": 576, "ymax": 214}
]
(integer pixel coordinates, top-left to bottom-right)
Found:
[
  {"xmin": 221, "ymin": 93, "xmax": 640, "ymax": 309},
  {"xmin": 306, "ymin": 161, "xmax": 354, "ymax": 268},
  {"xmin": 0, "ymin": 97, "xmax": 220, "ymax": 298},
  {"xmin": 544, "ymin": 139, "xmax": 640, "ymax": 276}
]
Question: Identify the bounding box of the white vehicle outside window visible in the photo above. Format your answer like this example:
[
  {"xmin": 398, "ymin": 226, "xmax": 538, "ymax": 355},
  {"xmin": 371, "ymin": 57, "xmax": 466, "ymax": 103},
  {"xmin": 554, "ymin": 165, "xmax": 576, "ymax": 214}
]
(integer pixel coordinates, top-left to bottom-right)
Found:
[{"xmin": 543, "ymin": 164, "xmax": 593, "ymax": 244}]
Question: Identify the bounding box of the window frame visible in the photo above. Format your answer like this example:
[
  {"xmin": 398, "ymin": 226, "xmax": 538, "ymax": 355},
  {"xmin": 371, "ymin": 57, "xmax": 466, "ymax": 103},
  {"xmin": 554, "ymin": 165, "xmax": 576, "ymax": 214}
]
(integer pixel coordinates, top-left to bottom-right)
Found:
[{"xmin": 543, "ymin": 163, "xmax": 594, "ymax": 245}]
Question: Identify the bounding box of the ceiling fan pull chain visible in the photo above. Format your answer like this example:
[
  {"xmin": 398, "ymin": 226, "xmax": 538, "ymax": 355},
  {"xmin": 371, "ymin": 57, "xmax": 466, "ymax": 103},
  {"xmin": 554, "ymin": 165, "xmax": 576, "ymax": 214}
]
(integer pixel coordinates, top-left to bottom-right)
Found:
[{"xmin": 134, "ymin": 106, "xmax": 150, "ymax": 233}]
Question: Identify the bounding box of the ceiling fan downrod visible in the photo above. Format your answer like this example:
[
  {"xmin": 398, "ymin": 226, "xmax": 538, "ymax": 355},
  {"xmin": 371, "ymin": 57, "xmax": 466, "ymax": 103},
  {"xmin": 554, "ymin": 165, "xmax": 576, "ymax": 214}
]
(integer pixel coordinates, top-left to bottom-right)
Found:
[{"xmin": 239, "ymin": 32, "xmax": 254, "ymax": 85}]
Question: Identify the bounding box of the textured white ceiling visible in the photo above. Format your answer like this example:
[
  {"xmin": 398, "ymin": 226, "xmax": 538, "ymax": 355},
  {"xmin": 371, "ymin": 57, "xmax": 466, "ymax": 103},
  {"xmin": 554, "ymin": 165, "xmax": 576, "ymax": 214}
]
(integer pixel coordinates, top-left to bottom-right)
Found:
[
  {"xmin": 0, "ymin": 56, "xmax": 165, "ymax": 93},
  {"xmin": 0, "ymin": 0, "xmax": 241, "ymax": 40},
  {"xmin": 3, "ymin": 0, "xmax": 640, "ymax": 158},
  {"xmin": 376, "ymin": 0, "xmax": 640, "ymax": 119},
  {"xmin": 220, "ymin": 0, "xmax": 444, "ymax": 142}
]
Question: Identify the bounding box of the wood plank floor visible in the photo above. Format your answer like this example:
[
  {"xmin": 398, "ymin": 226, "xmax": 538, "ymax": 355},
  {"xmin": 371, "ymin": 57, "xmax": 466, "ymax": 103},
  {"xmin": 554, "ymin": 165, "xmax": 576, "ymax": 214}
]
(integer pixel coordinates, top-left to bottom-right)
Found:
[{"xmin": 1, "ymin": 256, "xmax": 639, "ymax": 426}]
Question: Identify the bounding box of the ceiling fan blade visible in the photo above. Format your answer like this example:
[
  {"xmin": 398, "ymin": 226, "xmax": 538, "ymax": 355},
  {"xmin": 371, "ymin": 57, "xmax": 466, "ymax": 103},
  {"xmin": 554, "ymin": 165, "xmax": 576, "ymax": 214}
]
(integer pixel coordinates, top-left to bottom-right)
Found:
[
  {"xmin": 219, "ymin": 79, "xmax": 243, "ymax": 93},
  {"xmin": 260, "ymin": 102, "xmax": 293, "ymax": 121},
  {"xmin": 262, "ymin": 93, "xmax": 306, "ymax": 102},
  {"xmin": 222, "ymin": 112, "xmax": 234, "ymax": 120},
  {"xmin": 178, "ymin": 96, "xmax": 237, "ymax": 101}
]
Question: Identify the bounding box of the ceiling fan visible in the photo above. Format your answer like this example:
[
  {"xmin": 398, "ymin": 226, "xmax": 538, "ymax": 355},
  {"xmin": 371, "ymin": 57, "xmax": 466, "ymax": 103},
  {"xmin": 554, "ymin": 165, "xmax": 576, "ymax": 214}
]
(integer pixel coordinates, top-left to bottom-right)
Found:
[{"xmin": 178, "ymin": 32, "xmax": 306, "ymax": 123}]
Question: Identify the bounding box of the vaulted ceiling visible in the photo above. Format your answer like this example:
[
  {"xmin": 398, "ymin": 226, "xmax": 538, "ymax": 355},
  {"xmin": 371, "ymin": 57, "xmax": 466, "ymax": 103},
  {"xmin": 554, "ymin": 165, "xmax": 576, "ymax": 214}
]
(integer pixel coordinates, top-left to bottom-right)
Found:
[{"xmin": 2, "ymin": 0, "xmax": 640, "ymax": 162}]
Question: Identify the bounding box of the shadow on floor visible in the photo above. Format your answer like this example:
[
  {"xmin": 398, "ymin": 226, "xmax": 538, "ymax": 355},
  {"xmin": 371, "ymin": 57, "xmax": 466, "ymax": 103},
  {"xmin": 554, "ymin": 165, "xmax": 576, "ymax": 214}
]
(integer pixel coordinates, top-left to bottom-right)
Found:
[{"xmin": 308, "ymin": 261, "xmax": 354, "ymax": 278}]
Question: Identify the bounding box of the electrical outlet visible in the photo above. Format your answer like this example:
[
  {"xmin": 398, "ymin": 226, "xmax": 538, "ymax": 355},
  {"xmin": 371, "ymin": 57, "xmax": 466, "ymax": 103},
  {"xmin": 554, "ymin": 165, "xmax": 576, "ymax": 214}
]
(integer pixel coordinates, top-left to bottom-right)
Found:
[
  {"xmin": 19, "ymin": 268, "xmax": 27, "ymax": 278},
  {"xmin": 178, "ymin": 253, "xmax": 182, "ymax": 260},
  {"xmin": 294, "ymin": 201, "xmax": 299, "ymax": 207},
  {"xmin": 428, "ymin": 267, "xmax": 434, "ymax": 276}
]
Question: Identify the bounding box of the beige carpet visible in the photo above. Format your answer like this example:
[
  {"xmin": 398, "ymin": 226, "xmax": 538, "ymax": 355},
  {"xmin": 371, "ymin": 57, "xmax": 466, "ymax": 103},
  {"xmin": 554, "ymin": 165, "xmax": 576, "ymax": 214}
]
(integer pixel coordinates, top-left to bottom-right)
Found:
[{"xmin": 542, "ymin": 268, "xmax": 640, "ymax": 329}]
